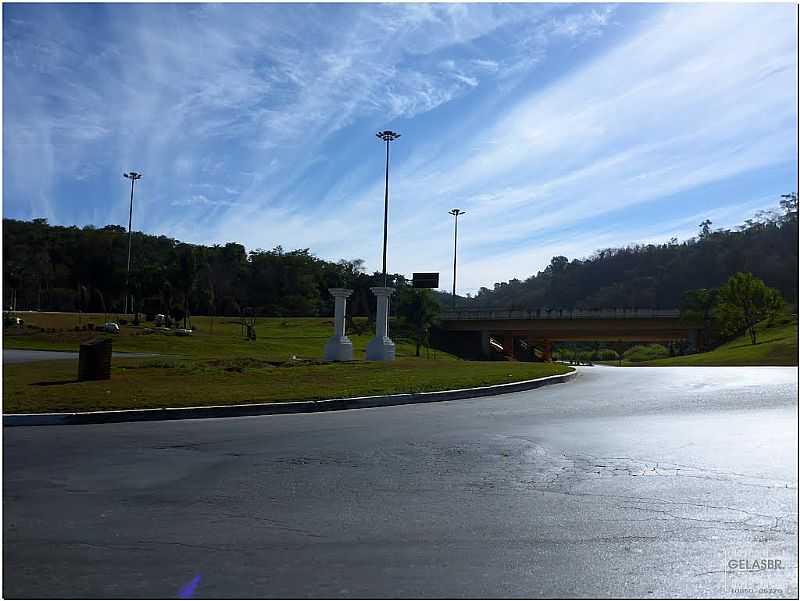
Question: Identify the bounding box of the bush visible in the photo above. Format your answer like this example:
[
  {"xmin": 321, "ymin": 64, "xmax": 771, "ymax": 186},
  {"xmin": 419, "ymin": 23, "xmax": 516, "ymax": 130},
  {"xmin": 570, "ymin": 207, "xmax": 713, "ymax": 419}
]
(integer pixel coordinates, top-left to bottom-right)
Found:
[
  {"xmin": 45, "ymin": 288, "xmax": 78, "ymax": 312},
  {"xmin": 118, "ymin": 318, "xmax": 128, "ymax": 325},
  {"xmin": 592, "ymin": 348, "xmax": 619, "ymax": 361},
  {"xmin": 171, "ymin": 305, "xmax": 186, "ymax": 324},
  {"xmin": 220, "ymin": 296, "xmax": 240, "ymax": 316},
  {"xmin": 143, "ymin": 297, "xmax": 162, "ymax": 321},
  {"xmin": 623, "ymin": 344, "xmax": 669, "ymax": 362}
]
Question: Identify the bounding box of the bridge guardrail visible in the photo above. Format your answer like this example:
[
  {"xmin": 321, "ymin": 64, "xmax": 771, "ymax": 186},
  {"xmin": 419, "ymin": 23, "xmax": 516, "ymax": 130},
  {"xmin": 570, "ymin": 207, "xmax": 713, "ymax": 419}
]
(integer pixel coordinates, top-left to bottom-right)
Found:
[{"xmin": 439, "ymin": 308, "xmax": 682, "ymax": 320}]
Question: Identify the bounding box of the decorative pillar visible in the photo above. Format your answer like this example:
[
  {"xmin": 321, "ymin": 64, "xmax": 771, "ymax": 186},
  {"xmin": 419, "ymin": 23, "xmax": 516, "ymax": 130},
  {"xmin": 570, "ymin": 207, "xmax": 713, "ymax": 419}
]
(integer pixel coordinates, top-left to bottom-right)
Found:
[
  {"xmin": 366, "ymin": 287, "xmax": 395, "ymax": 361},
  {"xmin": 324, "ymin": 288, "xmax": 354, "ymax": 361}
]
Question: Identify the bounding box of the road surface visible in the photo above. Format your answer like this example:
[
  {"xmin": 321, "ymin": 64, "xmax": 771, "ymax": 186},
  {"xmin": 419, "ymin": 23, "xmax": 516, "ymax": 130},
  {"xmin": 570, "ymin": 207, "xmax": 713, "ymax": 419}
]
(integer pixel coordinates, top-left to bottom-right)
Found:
[
  {"xmin": 4, "ymin": 366, "xmax": 797, "ymax": 598},
  {"xmin": 3, "ymin": 349, "xmax": 157, "ymax": 364}
]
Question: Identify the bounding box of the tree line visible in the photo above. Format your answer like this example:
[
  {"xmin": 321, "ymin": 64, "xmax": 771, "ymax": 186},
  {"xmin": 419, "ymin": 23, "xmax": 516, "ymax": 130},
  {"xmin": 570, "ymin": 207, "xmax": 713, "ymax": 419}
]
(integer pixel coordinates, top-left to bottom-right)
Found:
[
  {"xmin": 455, "ymin": 194, "xmax": 798, "ymax": 311},
  {"xmin": 3, "ymin": 194, "xmax": 796, "ymax": 328},
  {"xmin": 2, "ymin": 219, "xmax": 407, "ymax": 323}
]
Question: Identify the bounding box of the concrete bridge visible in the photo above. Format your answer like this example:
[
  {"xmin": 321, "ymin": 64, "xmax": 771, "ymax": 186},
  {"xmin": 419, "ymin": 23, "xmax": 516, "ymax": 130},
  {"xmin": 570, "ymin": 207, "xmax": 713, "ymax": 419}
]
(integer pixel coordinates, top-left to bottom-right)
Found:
[{"xmin": 436, "ymin": 308, "xmax": 703, "ymax": 361}]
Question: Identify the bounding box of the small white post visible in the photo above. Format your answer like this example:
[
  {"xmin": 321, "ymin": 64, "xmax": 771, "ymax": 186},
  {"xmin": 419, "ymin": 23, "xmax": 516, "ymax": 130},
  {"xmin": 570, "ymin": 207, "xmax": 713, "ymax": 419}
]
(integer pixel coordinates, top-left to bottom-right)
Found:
[
  {"xmin": 366, "ymin": 287, "xmax": 396, "ymax": 361},
  {"xmin": 324, "ymin": 288, "xmax": 354, "ymax": 361}
]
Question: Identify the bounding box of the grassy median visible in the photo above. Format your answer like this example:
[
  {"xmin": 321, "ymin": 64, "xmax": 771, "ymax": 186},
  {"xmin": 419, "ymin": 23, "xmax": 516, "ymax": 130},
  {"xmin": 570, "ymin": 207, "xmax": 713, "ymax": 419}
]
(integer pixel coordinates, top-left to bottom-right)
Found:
[
  {"xmin": 3, "ymin": 357, "xmax": 571, "ymax": 414},
  {"xmin": 4, "ymin": 313, "xmax": 433, "ymax": 361},
  {"xmin": 3, "ymin": 312, "xmax": 571, "ymax": 414}
]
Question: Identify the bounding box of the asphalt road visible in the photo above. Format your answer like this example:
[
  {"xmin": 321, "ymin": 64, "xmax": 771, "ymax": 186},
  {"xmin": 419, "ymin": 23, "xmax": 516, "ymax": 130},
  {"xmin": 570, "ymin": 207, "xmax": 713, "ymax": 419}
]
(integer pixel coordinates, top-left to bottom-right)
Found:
[
  {"xmin": 4, "ymin": 366, "xmax": 797, "ymax": 598},
  {"xmin": 3, "ymin": 349, "xmax": 156, "ymax": 364}
]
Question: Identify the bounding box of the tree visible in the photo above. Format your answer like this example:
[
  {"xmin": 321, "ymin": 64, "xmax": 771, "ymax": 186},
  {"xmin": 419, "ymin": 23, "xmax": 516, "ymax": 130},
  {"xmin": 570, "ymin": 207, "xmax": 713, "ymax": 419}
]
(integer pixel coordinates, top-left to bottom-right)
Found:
[
  {"xmin": 780, "ymin": 193, "xmax": 798, "ymax": 224},
  {"xmin": 681, "ymin": 288, "xmax": 719, "ymax": 347},
  {"xmin": 698, "ymin": 219, "xmax": 713, "ymax": 239},
  {"xmin": 714, "ymin": 272, "xmax": 783, "ymax": 345},
  {"xmin": 172, "ymin": 245, "xmax": 197, "ymax": 329},
  {"xmin": 396, "ymin": 288, "xmax": 440, "ymax": 357}
]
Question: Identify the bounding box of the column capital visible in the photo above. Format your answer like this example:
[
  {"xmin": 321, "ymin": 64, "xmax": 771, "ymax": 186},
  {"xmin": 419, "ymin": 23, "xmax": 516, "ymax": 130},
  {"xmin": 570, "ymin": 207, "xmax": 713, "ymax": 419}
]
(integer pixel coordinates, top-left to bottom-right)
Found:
[
  {"xmin": 328, "ymin": 288, "xmax": 353, "ymax": 298},
  {"xmin": 370, "ymin": 286, "xmax": 395, "ymax": 297}
]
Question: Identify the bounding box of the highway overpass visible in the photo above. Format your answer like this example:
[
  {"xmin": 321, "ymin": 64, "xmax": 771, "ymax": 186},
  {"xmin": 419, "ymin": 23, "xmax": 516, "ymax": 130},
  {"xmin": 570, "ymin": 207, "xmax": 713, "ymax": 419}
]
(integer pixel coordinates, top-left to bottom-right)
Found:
[{"xmin": 436, "ymin": 308, "xmax": 703, "ymax": 360}]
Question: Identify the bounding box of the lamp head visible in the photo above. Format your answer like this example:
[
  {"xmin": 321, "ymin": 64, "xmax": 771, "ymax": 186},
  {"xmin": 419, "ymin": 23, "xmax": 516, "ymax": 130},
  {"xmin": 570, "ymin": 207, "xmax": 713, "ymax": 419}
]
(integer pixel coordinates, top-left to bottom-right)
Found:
[{"xmin": 376, "ymin": 130, "xmax": 401, "ymax": 142}]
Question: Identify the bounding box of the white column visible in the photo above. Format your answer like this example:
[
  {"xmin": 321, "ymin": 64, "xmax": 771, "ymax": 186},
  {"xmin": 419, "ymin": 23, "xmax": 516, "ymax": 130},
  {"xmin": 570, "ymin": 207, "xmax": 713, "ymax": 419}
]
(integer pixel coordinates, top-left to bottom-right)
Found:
[
  {"xmin": 324, "ymin": 288, "xmax": 354, "ymax": 361},
  {"xmin": 366, "ymin": 286, "xmax": 395, "ymax": 361}
]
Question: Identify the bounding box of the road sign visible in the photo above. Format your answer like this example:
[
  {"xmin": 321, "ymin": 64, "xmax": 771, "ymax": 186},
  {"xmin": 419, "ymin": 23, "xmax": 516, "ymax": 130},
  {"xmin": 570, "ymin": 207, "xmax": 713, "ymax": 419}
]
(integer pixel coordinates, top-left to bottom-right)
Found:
[{"xmin": 412, "ymin": 272, "xmax": 439, "ymax": 288}]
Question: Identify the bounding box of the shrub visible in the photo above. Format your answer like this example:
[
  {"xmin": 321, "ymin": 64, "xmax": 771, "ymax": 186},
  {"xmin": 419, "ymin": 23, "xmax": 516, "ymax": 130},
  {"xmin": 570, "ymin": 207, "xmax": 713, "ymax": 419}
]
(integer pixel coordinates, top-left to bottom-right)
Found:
[
  {"xmin": 118, "ymin": 318, "xmax": 128, "ymax": 325},
  {"xmin": 592, "ymin": 348, "xmax": 619, "ymax": 361},
  {"xmin": 143, "ymin": 297, "xmax": 162, "ymax": 321},
  {"xmin": 623, "ymin": 344, "xmax": 669, "ymax": 362}
]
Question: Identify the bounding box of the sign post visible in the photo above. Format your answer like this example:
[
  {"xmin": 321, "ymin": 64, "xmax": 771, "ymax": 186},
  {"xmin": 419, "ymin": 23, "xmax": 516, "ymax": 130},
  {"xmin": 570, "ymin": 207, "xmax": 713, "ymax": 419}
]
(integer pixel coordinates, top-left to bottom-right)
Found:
[{"xmin": 412, "ymin": 273, "xmax": 439, "ymax": 289}]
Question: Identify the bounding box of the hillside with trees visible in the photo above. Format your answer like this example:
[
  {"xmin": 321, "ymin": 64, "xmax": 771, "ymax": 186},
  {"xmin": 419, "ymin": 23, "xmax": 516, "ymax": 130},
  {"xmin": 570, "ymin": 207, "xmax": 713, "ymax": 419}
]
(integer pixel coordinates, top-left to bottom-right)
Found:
[
  {"xmin": 3, "ymin": 194, "xmax": 796, "ymax": 321},
  {"xmin": 455, "ymin": 194, "xmax": 797, "ymax": 310},
  {"xmin": 2, "ymin": 219, "xmax": 403, "ymax": 322}
]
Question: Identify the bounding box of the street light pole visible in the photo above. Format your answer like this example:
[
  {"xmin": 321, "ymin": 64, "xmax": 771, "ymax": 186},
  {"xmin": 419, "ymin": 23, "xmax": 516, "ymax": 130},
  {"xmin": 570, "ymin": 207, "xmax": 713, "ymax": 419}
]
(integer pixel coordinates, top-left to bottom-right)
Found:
[
  {"xmin": 376, "ymin": 130, "xmax": 400, "ymax": 287},
  {"xmin": 123, "ymin": 171, "xmax": 142, "ymax": 315},
  {"xmin": 449, "ymin": 208, "xmax": 466, "ymax": 310}
]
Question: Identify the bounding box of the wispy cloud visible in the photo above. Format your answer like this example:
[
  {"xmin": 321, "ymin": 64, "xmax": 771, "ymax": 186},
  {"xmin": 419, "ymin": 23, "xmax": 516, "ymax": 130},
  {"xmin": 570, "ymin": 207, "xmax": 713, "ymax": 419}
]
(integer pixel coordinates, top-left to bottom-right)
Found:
[
  {"xmin": 3, "ymin": 3, "xmax": 795, "ymax": 293},
  {"xmin": 170, "ymin": 195, "xmax": 238, "ymax": 208}
]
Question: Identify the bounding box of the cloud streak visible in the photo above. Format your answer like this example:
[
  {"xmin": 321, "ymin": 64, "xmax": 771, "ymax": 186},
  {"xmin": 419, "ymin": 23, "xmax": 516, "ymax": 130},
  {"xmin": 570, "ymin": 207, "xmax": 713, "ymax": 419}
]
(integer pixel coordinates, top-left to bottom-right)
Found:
[{"xmin": 3, "ymin": 4, "xmax": 796, "ymax": 293}]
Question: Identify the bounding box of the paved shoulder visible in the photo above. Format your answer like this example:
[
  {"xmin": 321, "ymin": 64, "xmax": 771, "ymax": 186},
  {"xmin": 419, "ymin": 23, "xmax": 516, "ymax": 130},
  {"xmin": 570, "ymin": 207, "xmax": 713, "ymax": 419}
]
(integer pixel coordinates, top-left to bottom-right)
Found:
[{"xmin": 3, "ymin": 349, "xmax": 156, "ymax": 364}]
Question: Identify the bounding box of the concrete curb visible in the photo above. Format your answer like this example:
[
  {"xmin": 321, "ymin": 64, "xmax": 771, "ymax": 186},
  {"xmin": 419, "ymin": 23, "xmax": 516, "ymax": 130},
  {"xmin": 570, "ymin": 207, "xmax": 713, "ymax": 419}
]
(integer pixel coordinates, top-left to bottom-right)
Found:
[{"xmin": 3, "ymin": 369, "xmax": 577, "ymax": 427}]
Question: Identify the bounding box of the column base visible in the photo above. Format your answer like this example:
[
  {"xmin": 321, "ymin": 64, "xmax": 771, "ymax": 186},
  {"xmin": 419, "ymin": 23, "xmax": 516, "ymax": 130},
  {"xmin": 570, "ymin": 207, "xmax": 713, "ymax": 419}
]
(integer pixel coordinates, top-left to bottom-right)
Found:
[
  {"xmin": 324, "ymin": 336, "xmax": 353, "ymax": 361},
  {"xmin": 365, "ymin": 337, "xmax": 395, "ymax": 361}
]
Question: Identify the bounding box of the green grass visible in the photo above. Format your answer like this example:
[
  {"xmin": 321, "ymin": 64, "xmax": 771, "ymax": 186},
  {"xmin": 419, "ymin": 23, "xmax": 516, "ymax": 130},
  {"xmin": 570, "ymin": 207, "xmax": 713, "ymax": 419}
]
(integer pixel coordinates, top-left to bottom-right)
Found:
[
  {"xmin": 3, "ymin": 313, "xmax": 453, "ymax": 361},
  {"xmin": 629, "ymin": 318, "xmax": 798, "ymax": 367},
  {"xmin": 3, "ymin": 312, "xmax": 572, "ymax": 413},
  {"xmin": 3, "ymin": 357, "xmax": 571, "ymax": 414}
]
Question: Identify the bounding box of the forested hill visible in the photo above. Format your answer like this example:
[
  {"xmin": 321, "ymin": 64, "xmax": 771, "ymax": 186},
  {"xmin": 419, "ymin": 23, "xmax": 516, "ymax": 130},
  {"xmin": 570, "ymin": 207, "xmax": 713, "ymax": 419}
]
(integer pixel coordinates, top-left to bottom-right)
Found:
[
  {"xmin": 3, "ymin": 195, "xmax": 797, "ymax": 316},
  {"xmin": 3, "ymin": 219, "xmax": 397, "ymax": 317},
  {"xmin": 456, "ymin": 195, "xmax": 798, "ymax": 309}
]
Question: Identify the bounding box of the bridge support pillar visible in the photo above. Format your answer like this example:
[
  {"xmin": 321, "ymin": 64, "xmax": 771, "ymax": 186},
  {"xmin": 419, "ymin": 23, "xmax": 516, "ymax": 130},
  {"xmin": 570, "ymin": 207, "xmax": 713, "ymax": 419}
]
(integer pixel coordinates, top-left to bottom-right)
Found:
[
  {"xmin": 480, "ymin": 330, "xmax": 491, "ymax": 359},
  {"xmin": 687, "ymin": 328, "xmax": 698, "ymax": 353},
  {"xmin": 503, "ymin": 334, "xmax": 514, "ymax": 359}
]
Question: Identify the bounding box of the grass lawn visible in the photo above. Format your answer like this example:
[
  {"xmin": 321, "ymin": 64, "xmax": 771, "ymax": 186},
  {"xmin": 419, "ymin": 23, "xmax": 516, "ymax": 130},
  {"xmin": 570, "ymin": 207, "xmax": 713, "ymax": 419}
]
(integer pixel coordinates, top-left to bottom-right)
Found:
[
  {"xmin": 626, "ymin": 318, "xmax": 798, "ymax": 367},
  {"xmin": 3, "ymin": 313, "xmax": 444, "ymax": 361},
  {"xmin": 3, "ymin": 312, "xmax": 572, "ymax": 414}
]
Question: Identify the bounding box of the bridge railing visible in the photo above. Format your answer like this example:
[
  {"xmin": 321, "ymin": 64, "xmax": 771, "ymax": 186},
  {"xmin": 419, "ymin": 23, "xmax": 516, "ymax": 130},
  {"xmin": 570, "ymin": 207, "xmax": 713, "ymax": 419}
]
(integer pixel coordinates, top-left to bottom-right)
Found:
[{"xmin": 439, "ymin": 308, "xmax": 682, "ymax": 321}]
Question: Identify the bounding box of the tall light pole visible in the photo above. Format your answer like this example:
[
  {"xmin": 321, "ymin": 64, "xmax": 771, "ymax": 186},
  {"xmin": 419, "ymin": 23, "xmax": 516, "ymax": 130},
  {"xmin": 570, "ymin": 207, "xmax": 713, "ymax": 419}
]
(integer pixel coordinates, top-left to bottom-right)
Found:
[
  {"xmin": 376, "ymin": 130, "xmax": 400, "ymax": 287},
  {"xmin": 123, "ymin": 171, "xmax": 142, "ymax": 314},
  {"xmin": 449, "ymin": 208, "xmax": 466, "ymax": 310}
]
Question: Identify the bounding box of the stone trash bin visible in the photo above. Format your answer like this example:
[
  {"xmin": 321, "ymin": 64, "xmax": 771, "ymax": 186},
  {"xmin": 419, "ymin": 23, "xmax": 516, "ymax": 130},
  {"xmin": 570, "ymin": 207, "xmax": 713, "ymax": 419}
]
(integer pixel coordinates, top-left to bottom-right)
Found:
[{"xmin": 78, "ymin": 338, "xmax": 113, "ymax": 381}]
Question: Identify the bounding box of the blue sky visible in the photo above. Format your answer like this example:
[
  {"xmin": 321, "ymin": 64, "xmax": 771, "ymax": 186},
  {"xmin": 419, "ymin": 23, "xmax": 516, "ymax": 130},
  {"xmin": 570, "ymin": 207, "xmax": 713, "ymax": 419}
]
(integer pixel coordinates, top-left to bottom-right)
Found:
[{"xmin": 3, "ymin": 3, "xmax": 797, "ymax": 294}]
